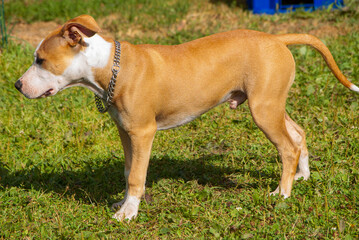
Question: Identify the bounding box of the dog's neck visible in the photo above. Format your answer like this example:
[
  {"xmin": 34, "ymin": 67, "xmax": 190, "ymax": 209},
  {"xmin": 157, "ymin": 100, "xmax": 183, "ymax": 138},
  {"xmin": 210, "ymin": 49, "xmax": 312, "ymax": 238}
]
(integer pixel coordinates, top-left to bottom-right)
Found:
[{"xmin": 73, "ymin": 34, "xmax": 116, "ymax": 98}]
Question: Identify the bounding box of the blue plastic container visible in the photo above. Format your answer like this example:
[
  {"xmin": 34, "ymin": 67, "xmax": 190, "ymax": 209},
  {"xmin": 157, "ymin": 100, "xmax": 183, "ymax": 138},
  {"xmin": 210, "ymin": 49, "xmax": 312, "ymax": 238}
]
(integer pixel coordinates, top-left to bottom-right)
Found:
[{"xmin": 247, "ymin": 0, "xmax": 344, "ymax": 14}]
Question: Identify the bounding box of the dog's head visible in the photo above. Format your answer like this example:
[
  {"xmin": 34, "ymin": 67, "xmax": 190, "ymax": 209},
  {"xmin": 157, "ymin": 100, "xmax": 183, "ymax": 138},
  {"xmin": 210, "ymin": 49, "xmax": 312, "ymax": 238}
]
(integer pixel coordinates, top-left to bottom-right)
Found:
[{"xmin": 15, "ymin": 15, "xmax": 110, "ymax": 99}]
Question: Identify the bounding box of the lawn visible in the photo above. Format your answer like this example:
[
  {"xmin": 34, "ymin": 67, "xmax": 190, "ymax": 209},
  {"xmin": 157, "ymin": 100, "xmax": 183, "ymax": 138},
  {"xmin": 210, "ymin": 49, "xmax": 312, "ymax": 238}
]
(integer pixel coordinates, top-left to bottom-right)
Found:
[{"xmin": 1, "ymin": 0, "xmax": 359, "ymax": 239}]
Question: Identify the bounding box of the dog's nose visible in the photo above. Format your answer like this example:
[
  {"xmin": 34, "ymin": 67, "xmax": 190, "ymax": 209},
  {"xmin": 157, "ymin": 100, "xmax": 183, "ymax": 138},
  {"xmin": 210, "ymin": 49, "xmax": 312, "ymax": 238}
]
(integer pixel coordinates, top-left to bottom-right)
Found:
[{"xmin": 15, "ymin": 80, "xmax": 23, "ymax": 92}]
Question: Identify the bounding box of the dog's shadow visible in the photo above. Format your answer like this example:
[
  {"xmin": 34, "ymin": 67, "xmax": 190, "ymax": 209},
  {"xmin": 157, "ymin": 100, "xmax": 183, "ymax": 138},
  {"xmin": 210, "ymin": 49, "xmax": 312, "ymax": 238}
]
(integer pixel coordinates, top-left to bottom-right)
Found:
[{"xmin": 0, "ymin": 153, "xmax": 278, "ymax": 206}]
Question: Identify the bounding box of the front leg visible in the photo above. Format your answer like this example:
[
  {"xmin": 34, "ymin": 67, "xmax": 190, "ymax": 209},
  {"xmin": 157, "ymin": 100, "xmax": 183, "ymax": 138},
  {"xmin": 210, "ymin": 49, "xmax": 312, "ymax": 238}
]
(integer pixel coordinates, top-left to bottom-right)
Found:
[
  {"xmin": 112, "ymin": 124, "xmax": 156, "ymax": 221},
  {"xmin": 111, "ymin": 126, "xmax": 132, "ymax": 210}
]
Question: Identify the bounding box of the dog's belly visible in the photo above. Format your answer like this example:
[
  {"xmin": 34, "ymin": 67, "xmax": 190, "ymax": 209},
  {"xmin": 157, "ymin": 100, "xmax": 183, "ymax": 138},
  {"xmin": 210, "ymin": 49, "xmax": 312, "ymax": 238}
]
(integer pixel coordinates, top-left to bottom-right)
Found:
[
  {"xmin": 155, "ymin": 90, "xmax": 246, "ymax": 130},
  {"xmin": 155, "ymin": 94, "xmax": 229, "ymax": 130},
  {"xmin": 156, "ymin": 114, "xmax": 198, "ymax": 130}
]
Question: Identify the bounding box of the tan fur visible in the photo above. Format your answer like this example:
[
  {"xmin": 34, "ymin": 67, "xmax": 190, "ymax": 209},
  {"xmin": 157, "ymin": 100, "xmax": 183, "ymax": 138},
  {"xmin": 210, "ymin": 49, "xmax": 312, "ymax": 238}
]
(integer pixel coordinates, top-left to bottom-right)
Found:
[{"xmin": 17, "ymin": 15, "xmax": 357, "ymax": 220}]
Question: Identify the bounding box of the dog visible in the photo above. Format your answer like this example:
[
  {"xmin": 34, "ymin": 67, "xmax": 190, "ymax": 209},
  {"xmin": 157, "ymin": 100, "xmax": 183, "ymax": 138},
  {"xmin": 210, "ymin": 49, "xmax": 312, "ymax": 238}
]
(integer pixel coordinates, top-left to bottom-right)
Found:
[{"xmin": 15, "ymin": 15, "xmax": 358, "ymax": 221}]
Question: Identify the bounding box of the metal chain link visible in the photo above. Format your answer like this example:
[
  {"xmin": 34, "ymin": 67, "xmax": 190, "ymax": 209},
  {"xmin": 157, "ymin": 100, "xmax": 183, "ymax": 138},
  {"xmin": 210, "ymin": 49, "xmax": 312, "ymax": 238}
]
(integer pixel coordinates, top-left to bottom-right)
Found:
[{"xmin": 95, "ymin": 40, "xmax": 121, "ymax": 113}]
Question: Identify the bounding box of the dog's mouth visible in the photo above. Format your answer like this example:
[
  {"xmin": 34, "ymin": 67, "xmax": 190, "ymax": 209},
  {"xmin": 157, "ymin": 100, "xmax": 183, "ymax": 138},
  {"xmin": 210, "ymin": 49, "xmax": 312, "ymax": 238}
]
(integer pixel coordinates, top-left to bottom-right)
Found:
[{"xmin": 38, "ymin": 88, "xmax": 54, "ymax": 98}]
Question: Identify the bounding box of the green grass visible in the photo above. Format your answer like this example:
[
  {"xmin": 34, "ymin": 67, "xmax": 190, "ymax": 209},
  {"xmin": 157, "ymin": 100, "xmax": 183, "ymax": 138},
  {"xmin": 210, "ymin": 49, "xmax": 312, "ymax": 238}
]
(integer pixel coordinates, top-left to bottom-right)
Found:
[
  {"xmin": 1, "ymin": 0, "xmax": 359, "ymax": 239},
  {"xmin": 5, "ymin": 0, "xmax": 190, "ymax": 32}
]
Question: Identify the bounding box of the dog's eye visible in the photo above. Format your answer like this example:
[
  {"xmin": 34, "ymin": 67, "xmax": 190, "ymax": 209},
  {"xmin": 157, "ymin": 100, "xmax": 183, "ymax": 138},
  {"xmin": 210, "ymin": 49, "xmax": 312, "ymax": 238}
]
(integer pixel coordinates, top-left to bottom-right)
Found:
[{"xmin": 35, "ymin": 57, "xmax": 45, "ymax": 65}]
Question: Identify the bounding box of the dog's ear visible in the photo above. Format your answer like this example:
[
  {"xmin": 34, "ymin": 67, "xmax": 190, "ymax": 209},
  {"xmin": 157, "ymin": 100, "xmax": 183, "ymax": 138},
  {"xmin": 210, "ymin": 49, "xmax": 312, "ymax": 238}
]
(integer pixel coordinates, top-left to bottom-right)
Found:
[{"xmin": 62, "ymin": 15, "xmax": 101, "ymax": 47}]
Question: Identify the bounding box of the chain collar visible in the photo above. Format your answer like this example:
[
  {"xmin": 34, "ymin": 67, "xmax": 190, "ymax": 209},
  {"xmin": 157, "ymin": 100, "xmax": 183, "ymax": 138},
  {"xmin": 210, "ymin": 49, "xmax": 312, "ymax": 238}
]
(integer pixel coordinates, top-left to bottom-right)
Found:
[{"xmin": 95, "ymin": 40, "xmax": 121, "ymax": 113}]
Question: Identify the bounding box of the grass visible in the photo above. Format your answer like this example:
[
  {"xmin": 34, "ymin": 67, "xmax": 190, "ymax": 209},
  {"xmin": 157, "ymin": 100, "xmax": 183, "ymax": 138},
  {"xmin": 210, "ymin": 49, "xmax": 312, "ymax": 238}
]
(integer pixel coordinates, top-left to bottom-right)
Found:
[{"xmin": 1, "ymin": 0, "xmax": 359, "ymax": 239}]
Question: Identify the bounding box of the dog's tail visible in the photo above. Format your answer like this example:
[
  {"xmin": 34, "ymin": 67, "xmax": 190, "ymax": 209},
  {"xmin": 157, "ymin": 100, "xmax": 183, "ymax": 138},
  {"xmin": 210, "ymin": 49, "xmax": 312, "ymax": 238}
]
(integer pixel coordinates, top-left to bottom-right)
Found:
[{"xmin": 276, "ymin": 33, "xmax": 359, "ymax": 92}]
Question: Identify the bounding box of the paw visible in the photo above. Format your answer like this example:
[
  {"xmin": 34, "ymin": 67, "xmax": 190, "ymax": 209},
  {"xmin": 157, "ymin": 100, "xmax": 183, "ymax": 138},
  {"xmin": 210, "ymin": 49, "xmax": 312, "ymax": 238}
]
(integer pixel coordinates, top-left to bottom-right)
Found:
[
  {"xmin": 112, "ymin": 196, "xmax": 140, "ymax": 221},
  {"xmin": 270, "ymin": 186, "xmax": 289, "ymax": 199},
  {"xmin": 295, "ymin": 155, "xmax": 310, "ymax": 180},
  {"xmin": 294, "ymin": 171, "xmax": 310, "ymax": 181},
  {"xmin": 111, "ymin": 198, "xmax": 126, "ymax": 211},
  {"xmin": 269, "ymin": 187, "xmax": 279, "ymax": 196}
]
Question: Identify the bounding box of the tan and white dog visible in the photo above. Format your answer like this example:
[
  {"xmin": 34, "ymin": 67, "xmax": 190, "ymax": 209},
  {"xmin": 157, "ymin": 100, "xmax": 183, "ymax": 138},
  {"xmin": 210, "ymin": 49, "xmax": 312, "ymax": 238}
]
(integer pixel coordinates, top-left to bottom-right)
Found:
[{"xmin": 15, "ymin": 15, "xmax": 358, "ymax": 221}]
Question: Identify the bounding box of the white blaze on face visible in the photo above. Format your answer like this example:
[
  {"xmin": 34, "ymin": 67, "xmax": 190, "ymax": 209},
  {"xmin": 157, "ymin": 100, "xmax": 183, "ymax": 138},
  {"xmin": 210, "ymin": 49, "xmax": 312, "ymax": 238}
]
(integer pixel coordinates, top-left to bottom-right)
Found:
[
  {"xmin": 19, "ymin": 63, "xmax": 65, "ymax": 99},
  {"xmin": 18, "ymin": 39, "xmax": 65, "ymax": 99},
  {"xmin": 35, "ymin": 39, "xmax": 43, "ymax": 52},
  {"xmin": 18, "ymin": 34, "xmax": 112, "ymax": 99}
]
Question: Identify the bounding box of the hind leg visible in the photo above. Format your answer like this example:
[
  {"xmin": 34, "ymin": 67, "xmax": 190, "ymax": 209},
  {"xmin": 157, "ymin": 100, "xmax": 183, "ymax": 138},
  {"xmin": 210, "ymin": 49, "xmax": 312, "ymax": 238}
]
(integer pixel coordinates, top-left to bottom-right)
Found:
[
  {"xmin": 249, "ymin": 100, "xmax": 301, "ymax": 198},
  {"xmin": 245, "ymin": 43, "xmax": 303, "ymax": 197},
  {"xmin": 285, "ymin": 114, "xmax": 310, "ymax": 180}
]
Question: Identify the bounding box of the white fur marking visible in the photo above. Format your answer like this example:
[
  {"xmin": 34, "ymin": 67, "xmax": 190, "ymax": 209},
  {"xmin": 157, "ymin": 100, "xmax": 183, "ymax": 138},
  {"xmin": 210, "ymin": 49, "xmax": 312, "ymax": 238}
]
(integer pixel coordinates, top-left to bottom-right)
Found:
[
  {"xmin": 62, "ymin": 34, "xmax": 112, "ymax": 96},
  {"xmin": 33, "ymin": 39, "xmax": 44, "ymax": 63},
  {"xmin": 21, "ymin": 34, "xmax": 112, "ymax": 99},
  {"xmin": 350, "ymin": 84, "xmax": 359, "ymax": 92},
  {"xmin": 270, "ymin": 187, "xmax": 289, "ymax": 198},
  {"xmin": 295, "ymin": 155, "xmax": 310, "ymax": 180},
  {"xmin": 112, "ymin": 195, "xmax": 141, "ymax": 221},
  {"xmin": 282, "ymin": 193, "xmax": 289, "ymax": 199},
  {"xmin": 35, "ymin": 39, "xmax": 44, "ymax": 53},
  {"xmin": 83, "ymin": 34, "xmax": 112, "ymax": 68},
  {"xmin": 20, "ymin": 64, "xmax": 65, "ymax": 98}
]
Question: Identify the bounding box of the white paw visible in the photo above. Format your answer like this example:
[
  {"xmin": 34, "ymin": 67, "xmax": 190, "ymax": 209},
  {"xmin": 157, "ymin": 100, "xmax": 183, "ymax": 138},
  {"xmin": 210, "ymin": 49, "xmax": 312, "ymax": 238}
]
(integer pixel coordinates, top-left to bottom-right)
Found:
[
  {"xmin": 294, "ymin": 171, "xmax": 310, "ymax": 181},
  {"xmin": 111, "ymin": 198, "xmax": 126, "ymax": 211},
  {"xmin": 270, "ymin": 186, "xmax": 280, "ymax": 196},
  {"xmin": 295, "ymin": 155, "xmax": 310, "ymax": 180},
  {"xmin": 270, "ymin": 186, "xmax": 289, "ymax": 198},
  {"xmin": 112, "ymin": 196, "xmax": 140, "ymax": 221}
]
